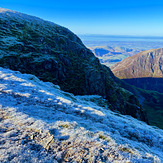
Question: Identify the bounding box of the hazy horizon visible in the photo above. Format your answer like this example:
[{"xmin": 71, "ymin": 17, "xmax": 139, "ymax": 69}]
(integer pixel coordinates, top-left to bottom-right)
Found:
[
  {"xmin": 79, "ymin": 34, "xmax": 163, "ymax": 38},
  {"xmin": 78, "ymin": 34, "xmax": 163, "ymax": 50},
  {"xmin": 1, "ymin": 0, "xmax": 163, "ymax": 36}
]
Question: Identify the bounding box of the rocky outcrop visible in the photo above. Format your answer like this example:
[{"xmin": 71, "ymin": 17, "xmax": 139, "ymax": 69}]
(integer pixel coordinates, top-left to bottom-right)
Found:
[
  {"xmin": 0, "ymin": 8, "xmax": 147, "ymax": 122},
  {"xmin": 111, "ymin": 48, "xmax": 163, "ymax": 79}
]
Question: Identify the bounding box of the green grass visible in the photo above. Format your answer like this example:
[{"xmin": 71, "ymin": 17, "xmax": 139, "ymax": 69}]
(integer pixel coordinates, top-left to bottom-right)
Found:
[
  {"xmin": 118, "ymin": 146, "xmax": 134, "ymax": 154},
  {"xmin": 99, "ymin": 134, "xmax": 110, "ymax": 142},
  {"xmin": 59, "ymin": 124, "xmax": 70, "ymax": 128}
]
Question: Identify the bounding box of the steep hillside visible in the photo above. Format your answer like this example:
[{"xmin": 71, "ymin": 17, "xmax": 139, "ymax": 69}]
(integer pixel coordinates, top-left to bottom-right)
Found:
[
  {"xmin": 0, "ymin": 67, "xmax": 162, "ymax": 162},
  {"xmin": 111, "ymin": 48, "xmax": 163, "ymax": 93},
  {"xmin": 116, "ymin": 78, "xmax": 163, "ymax": 129},
  {"xmin": 0, "ymin": 8, "xmax": 147, "ymax": 122},
  {"xmin": 123, "ymin": 77, "xmax": 163, "ymax": 93},
  {"xmin": 111, "ymin": 48, "xmax": 163, "ymax": 79}
]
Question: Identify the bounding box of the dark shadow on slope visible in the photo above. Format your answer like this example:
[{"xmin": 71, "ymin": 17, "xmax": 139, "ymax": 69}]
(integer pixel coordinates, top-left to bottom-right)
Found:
[
  {"xmin": 123, "ymin": 77, "xmax": 163, "ymax": 93},
  {"xmin": 109, "ymin": 73, "xmax": 163, "ymax": 129}
]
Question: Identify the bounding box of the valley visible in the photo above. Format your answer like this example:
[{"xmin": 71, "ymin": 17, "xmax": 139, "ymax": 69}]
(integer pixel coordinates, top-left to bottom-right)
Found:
[
  {"xmin": 80, "ymin": 35, "xmax": 163, "ymax": 130},
  {"xmin": 80, "ymin": 35, "xmax": 163, "ymax": 67}
]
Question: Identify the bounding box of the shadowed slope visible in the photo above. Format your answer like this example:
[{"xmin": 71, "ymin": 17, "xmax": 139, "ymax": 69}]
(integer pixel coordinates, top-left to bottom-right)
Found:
[{"xmin": 123, "ymin": 77, "xmax": 163, "ymax": 93}]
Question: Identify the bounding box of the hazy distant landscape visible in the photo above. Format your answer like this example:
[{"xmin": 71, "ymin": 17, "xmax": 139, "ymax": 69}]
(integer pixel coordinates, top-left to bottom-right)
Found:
[
  {"xmin": 88, "ymin": 45, "xmax": 141, "ymax": 67},
  {"xmin": 79, "ymin": 35, "xmax": 163, "ymax": 66},
  {"xmin": 79, "ymin": 35, "xmax": 163, "ymax": 48}
]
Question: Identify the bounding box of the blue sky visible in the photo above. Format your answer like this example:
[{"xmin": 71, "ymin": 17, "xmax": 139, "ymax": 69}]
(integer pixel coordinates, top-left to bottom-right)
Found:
[{"xmin": 1, "ymin": 0, "xmax": 163, "ymax": 36}]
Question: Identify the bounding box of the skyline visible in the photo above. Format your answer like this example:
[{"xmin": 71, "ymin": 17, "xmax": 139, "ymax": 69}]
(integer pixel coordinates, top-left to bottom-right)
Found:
[{"xmin": 1, "ymin": 0, "xmax": 163, "ymax": 36}]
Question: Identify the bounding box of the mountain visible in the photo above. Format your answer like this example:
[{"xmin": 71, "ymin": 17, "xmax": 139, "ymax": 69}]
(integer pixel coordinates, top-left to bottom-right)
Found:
[
  {"xmin": 0, "ymin": 8, "xmax": 147, "ymax": 122},
  {"xmin": 111, "ymin": 48, "xmax": 163, "ymax": 94},
  {"xmin": 89, "ymin": 46, "xmax": 141, "ymax": 67},
  {"xmin": 110, "ymin": 48, "xmax": 163, "ymax": 128},
  {"xmin": 111, "ymin": 48, "xmax": 163, "ymax": 79},
  {"xmin": 0, "ymin": 66, "xmax": 163, "ymax": 162}
]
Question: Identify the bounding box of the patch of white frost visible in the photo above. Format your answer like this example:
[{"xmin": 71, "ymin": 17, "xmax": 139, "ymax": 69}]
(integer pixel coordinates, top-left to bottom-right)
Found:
[{"xmin": 0, "ymin": 67, "xmax": 162, "ymax": 162}]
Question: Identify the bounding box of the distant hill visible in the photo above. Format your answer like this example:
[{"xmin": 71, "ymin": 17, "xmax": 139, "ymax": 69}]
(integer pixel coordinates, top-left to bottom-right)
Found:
[
  {"xmin": 111, "ymin": 48, "xmax": 163, "ymax": 79},
  {"xmin": 89, "ymin": 46, "xmax": 141, "ymax": 67}
]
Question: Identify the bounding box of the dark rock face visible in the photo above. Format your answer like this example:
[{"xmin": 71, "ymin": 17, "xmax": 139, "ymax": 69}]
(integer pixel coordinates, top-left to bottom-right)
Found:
[
  {"xmin": 111, "ymin": 48, "xmax": 163, "ymax": 79},
  {"xmin": 0, "ymin": 8, "xmax": 147, "ymax": 122}
]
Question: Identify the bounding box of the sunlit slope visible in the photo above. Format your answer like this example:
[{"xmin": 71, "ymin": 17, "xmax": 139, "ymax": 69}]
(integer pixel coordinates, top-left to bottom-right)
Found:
[{"xmin": 111, "ymin": 48, "xmax": 163, "ymax": 79}]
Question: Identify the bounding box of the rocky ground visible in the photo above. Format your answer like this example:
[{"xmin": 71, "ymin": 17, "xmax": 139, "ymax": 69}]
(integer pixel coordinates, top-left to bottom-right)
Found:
[{"xmin": 0, "ymin": 67, "xmax": 163, "ymax": 162}]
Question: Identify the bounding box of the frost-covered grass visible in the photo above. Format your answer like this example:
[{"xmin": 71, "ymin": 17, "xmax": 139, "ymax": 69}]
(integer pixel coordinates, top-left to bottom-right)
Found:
[
  {"xmin": 0, "ymin": 7, "xmax": 75, "ymax": 45},
  {"xmin": 0, "ymin": 67, "xmax": 163, "ymax": 162},
  {"xmin": 0, "ymin": 8, "xmax": 59, "ymax": 27}
]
